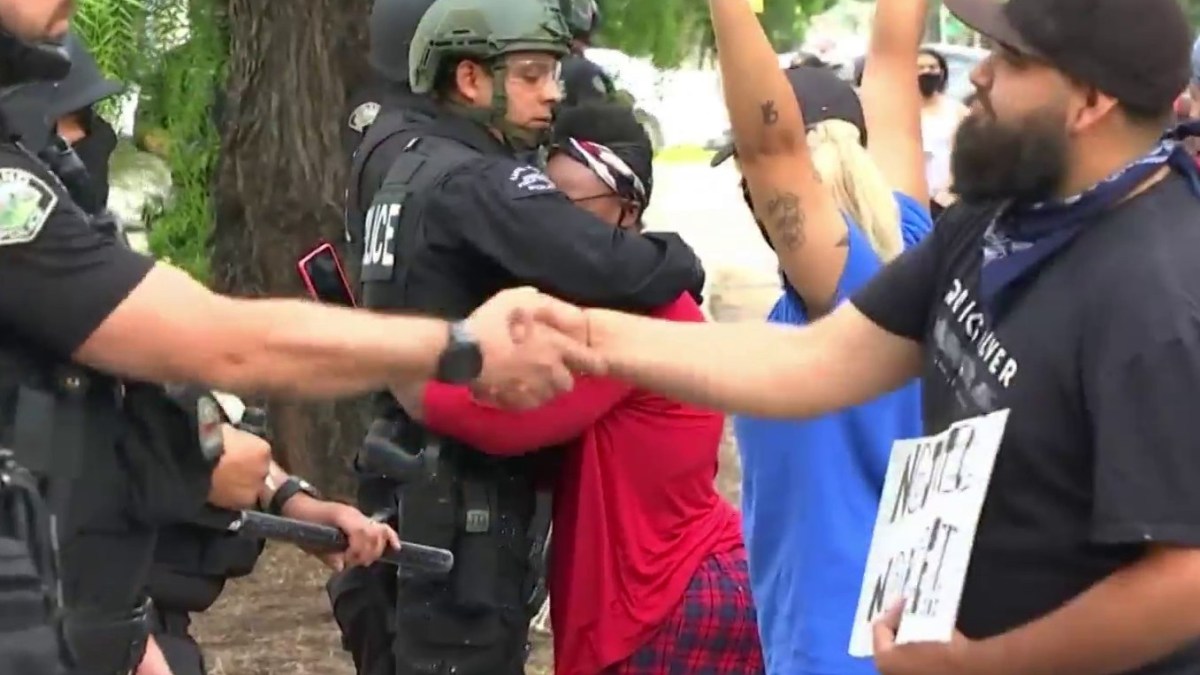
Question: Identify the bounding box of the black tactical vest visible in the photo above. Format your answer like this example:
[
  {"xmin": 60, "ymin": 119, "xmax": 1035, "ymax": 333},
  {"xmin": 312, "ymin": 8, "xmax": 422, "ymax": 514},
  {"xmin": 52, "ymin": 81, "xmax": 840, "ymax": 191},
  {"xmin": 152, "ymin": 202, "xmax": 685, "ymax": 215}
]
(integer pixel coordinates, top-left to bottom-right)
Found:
[
  {"xmin": 0, "ymin": 337, "xmax": 157, "ymax": 675},
  {"xmin": 0, "ymin": 142, "xmax": 209, "ymax": 675},
  {"xmin": 357, "ymin": 130, "xmax": 554, "ymax": 644},
  {"xmin": 344, "ymin": 107, "xmax": 434, "ymax": 282},
  {"xmin": 0, "ymin": 348, "xmax": 74, "ymax": 675}
]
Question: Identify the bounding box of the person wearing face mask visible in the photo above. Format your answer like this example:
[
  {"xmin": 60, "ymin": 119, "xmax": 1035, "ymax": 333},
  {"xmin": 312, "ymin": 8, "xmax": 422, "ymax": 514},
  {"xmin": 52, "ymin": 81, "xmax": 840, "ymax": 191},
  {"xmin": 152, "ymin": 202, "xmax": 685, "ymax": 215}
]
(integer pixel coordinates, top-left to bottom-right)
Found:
[
  {"xmin": 917, "ymin": 46, "xmax": 967, "ymax": 212},
  {"xmin": 2, "ymin": 30, "xmax": 121, "ymax": 209}
]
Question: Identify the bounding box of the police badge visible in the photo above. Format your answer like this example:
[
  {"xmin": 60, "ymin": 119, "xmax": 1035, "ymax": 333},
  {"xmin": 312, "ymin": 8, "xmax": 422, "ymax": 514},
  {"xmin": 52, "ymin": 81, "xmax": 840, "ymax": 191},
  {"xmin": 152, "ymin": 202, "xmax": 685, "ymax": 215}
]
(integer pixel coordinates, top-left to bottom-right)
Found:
[
  {"xmin": 0, "ymin": 168, "xmax": 57, "ymax": 246},
  {"xmin": 348, "ymin": 101, "xmax": 382, "ymax": 133}
]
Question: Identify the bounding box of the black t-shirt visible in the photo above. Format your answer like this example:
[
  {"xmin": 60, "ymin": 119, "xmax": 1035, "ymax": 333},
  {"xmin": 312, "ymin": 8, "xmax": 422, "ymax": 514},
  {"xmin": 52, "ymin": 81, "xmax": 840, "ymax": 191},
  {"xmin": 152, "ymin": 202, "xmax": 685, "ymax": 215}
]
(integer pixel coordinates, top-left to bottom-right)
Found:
[
  {"xmin": 852, "ymin": 173, "xmax": 1200, "ymax": 673},
  {"xmin": 0, "ymin": 144, "xmax": 153, "ymax": 359}
]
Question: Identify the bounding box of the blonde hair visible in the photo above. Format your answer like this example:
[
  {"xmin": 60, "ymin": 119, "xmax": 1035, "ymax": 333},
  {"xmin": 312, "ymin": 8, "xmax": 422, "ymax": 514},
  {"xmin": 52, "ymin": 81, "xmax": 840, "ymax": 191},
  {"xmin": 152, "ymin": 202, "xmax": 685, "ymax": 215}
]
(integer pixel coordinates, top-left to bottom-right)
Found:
[{"xmin": 806, "ymin": 119, "xmax": 903, "ymax": 262}]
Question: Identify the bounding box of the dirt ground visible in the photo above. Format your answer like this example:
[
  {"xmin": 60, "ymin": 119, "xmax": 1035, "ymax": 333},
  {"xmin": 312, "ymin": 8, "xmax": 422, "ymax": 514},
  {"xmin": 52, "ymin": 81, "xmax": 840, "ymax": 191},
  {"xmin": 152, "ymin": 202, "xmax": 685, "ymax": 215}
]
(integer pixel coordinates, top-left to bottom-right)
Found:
[
  {"xmin": 194, "ymin": 428, "xmax": 748, "ymax": 675},
  {"xmin": 191, "ymin": 543, "xmax": 554, "ymax": 675}
]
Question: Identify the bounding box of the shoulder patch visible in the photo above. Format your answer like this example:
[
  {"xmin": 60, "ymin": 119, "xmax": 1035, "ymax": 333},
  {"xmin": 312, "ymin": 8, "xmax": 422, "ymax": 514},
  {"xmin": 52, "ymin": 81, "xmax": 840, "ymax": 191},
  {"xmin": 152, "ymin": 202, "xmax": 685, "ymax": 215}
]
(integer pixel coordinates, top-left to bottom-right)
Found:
[
  {"xmin": 507, "ymin": 165, "xmax": 558, "ymax": 198},
  {"xmin": 0, "ymin": 168, "xmax": 56, "ymax": 246},
  {"xmin": 348, "ymin": 101, "xmax": 382, "ymax": 133}
]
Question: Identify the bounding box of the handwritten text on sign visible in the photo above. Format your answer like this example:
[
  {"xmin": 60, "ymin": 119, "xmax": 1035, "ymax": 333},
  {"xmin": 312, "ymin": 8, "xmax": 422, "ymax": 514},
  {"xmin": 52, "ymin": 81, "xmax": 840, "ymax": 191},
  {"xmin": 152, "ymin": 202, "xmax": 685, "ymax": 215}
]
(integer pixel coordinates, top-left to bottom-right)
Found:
[{"xmin": 847, "ymin": 409, "xmax": 1009, "ymax": 656}]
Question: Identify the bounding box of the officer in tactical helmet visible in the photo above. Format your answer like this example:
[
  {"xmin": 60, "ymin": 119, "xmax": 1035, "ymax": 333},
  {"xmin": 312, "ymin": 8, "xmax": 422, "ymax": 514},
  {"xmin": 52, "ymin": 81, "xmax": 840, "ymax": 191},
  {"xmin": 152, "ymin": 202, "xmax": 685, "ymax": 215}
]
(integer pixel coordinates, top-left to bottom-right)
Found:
[
  {"xmin": 558, "ymin": 0, "xmax": 615, "ymax": 107},
  {"xmin": 344, "ymin": 0, "xmax": 440, "ymax": 282},
  {"xmin": 0, "ymin": 0, "xmax": 601, "ymax": 672},
  {"xmin": 327, "ymin": 0, "xmax": 704, "ymax": 673}
]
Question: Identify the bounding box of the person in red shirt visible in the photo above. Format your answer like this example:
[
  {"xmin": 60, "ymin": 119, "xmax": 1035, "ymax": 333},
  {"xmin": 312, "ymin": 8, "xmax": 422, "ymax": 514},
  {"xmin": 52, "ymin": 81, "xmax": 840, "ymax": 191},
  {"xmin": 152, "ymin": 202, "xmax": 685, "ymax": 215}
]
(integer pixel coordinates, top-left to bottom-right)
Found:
[{"xmin": 390, "ymin": 103, "xmax": 764, "ymax": 675}]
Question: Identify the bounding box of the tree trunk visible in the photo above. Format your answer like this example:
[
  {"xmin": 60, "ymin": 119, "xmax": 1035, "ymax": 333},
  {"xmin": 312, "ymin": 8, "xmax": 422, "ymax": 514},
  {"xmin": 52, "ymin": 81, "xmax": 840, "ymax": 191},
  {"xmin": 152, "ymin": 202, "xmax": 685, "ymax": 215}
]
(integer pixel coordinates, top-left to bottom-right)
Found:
[{"xmin": 211, "ymin": 0, "xmax": 374, "ymax": 497}]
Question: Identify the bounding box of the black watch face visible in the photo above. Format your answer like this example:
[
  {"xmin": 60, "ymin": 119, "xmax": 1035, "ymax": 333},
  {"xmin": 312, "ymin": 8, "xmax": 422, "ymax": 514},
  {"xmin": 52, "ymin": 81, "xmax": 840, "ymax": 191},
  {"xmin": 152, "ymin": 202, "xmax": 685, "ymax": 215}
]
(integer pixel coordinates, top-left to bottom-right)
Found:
[{"xmin": 440, "ymin": 342, "xmax": 483, "ymax": 384}]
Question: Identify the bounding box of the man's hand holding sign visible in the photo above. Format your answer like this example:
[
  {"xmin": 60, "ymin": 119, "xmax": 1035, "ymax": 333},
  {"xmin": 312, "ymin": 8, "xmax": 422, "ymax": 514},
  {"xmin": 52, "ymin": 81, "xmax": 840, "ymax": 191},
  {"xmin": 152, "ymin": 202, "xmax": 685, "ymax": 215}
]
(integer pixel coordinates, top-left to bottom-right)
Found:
[
  {"xmin": 848, "ymin": 410, "xmax": 1008, "ymax": 657},
  {"xmin": 847, "ymin": 411, "xmax": 1009, "ymax": 674}
]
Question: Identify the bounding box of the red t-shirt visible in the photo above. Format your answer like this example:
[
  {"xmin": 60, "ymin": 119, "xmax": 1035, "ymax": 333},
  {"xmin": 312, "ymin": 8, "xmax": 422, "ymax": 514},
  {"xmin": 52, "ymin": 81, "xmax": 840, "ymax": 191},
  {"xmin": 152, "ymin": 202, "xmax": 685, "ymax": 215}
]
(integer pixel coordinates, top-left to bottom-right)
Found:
[{"xmin": 421, "ymin": 294, "xmax": 743, "ymax": 675}]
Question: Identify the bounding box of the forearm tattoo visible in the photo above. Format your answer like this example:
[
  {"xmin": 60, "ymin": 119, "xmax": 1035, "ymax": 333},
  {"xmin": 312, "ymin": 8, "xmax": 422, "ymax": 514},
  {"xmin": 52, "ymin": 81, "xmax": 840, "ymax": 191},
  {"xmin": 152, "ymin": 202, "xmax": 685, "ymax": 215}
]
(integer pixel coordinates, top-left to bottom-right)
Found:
[{"xmin": 763, "ymin": 191, "xmax": 805, "ymax": 250}]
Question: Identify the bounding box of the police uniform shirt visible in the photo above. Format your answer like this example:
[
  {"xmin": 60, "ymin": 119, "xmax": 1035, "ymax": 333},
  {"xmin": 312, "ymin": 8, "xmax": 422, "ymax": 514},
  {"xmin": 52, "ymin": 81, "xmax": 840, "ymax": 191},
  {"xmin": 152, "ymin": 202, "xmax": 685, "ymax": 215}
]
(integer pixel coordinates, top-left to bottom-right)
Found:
[
  {"xmin": 360, "ymin": 109, "xmax": 702, "ymax": 319},
  {"xmin": 559, "ymin": 53, "xmax": 615, "ymax": 107},
  {"xmin": 850, "ymin": 173, "xmax": 1200, "ymax": 673},
  {"xmin": 0, "ymin": 142, "xmax": 152, "ymax": 357}
]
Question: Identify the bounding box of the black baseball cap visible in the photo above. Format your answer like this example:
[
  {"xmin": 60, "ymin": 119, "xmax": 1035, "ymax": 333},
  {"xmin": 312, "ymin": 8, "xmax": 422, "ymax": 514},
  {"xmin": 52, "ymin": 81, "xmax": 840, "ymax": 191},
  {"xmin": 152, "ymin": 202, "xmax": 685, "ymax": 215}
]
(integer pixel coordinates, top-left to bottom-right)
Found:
[
  {"xmin": 710, "ymin": 65, "xmax": 866, "ymax": 167},
  {"xmin": 944, "ymin": 0, "xmax": 1192, "ymax": 116}
]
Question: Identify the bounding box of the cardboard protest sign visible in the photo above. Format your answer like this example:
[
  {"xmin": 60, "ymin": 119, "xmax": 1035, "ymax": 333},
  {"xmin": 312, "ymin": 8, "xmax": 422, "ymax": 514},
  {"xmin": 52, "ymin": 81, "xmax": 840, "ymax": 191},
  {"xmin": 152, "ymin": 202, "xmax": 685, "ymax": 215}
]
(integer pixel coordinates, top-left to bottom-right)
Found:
[{"xmin": 848, "ymin": 409, "xmax": 1009, "ymax": 656}]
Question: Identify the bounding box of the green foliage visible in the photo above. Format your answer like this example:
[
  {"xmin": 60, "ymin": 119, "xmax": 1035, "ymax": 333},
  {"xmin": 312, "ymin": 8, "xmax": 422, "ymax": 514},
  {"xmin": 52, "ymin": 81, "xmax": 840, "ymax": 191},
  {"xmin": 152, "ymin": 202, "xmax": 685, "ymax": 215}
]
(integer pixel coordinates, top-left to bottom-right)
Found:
[
  {"xmin": 1184, "ymin": 0, "xmax": 1200, "ymax": 28},
  {"xmin": 139, "ymin": 0, "xmax": 227, "ymax": 282},
  {"xmin": 74, "ymin": 0, "xmax": 226, "ymax": 282},
  {"xmin": 72, "ymin": 0, "xmax": 148, "ymax": 119},
  {"xmin": 595, "ymin": 0, "xmax": 836, "ymax": 65}
]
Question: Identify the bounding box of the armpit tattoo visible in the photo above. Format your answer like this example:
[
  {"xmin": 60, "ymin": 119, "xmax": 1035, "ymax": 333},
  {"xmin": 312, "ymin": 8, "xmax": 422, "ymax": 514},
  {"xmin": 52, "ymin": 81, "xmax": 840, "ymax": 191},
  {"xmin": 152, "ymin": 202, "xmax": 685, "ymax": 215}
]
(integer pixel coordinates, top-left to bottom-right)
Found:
[
  {"xmin": 760, "ymin": 100, "xmax": 779, "ymax": 125},
  {"xmin": 763, "ymin": 191, "xmax": 805, "ymax": 250}
]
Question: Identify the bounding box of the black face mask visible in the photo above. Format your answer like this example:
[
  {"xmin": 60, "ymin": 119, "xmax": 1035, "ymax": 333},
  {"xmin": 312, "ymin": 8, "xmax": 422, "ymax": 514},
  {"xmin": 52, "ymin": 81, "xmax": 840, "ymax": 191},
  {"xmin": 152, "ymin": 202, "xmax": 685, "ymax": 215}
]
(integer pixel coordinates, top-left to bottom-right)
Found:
[
  {"xmin": 918, "ymin": 72, "xmax": 943, "ymax": 98},
  {"xmin": 71, "ymin": 115, "xmax": 118, "ymax": 208}
]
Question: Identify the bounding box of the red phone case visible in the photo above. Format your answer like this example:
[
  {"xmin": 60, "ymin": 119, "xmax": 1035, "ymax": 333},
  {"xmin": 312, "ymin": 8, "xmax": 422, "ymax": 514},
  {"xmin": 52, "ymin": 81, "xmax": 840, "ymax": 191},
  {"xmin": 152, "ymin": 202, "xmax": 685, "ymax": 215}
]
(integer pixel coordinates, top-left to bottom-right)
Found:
[{"xmin": 296, "ymin": 242, "xmax": 356, "ymax": 307}]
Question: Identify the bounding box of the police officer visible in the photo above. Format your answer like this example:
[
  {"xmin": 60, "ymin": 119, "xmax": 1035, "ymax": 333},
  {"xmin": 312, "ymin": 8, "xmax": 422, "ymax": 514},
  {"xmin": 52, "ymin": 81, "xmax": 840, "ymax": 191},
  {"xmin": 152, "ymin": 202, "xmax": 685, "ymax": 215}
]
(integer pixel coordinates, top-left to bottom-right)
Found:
[
  {"xmin": 331, "ymin": 0, "xmax": 705, "ymax": 673},
  {"xmin": 2, "ymin": 30, "xmax": 121, "ymax": 208},
  {"xmin": 0, "ymin": 0, "xmax": 600, "ymax": 671},
  {"xmin": 344, "ymin": 0, "xmax": 439, "ymax": 278},
  {"xmin": 143, "ymin": 423, "xmax": 398, "ymax": 675},
  {"xmin": 558, "ymin": 0, "xmax": 615, "ymax": 107},
  {"xmin": 341, "ymin": 0, "xmax": 435, "ymax": 163},
  {"xmin": 3, "ymin": 63, "xmax": 390, "ymax": 675}
]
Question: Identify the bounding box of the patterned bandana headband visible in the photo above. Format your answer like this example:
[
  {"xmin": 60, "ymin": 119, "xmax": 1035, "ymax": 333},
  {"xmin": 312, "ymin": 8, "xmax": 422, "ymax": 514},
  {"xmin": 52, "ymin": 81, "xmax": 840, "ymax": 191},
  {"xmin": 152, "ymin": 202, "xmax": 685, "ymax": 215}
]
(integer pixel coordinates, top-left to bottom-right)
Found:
[{"xmin": 560, "ymin": 137, "xmax": 648, "ymax": 209}]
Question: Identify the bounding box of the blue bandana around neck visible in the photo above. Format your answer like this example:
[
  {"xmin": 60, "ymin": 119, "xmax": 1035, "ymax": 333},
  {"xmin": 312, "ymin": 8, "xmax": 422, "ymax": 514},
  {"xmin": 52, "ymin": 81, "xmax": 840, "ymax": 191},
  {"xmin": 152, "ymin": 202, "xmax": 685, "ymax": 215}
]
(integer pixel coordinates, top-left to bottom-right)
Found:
[{"xmin": 980, "ymin": 125, "xmax": 1200, "ymax": 320}]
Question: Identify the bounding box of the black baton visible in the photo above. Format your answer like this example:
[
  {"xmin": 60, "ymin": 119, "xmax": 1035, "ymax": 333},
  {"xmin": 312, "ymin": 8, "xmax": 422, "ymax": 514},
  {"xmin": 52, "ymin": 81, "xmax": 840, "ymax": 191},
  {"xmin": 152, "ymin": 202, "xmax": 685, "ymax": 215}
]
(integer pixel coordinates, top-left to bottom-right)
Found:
[{"xmin": 225, "ymin": 510, "xmax": 454, "ymax": 575}]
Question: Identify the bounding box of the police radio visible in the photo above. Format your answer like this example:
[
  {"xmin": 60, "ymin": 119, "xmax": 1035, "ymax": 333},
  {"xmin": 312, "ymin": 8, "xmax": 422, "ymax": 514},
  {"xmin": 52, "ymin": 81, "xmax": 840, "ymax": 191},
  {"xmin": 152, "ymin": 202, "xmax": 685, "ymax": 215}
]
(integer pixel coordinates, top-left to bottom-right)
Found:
[{"xmin": 297, "ymin": 242, "xmax": 356, "ymax": 306}]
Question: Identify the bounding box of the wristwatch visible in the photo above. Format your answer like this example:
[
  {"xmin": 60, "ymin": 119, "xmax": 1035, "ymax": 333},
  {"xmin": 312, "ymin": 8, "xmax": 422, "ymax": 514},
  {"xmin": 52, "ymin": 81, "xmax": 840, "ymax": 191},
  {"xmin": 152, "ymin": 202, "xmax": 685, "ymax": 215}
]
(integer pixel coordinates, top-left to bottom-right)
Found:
[
  {"xmin": 435, "ymin": 320, "xmax": 484, "ymax": 384},
  {"xmin": 268, "ymin": 476, "xmax": 321, "ymax": 516}
]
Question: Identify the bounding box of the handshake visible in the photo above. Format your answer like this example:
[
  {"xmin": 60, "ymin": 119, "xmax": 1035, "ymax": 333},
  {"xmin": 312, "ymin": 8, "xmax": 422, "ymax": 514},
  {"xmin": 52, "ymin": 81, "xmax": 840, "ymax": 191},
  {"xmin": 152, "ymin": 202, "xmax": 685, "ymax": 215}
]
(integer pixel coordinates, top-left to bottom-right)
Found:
[{"xmin": 459, "ymin": 287, "xmax": 606, "ymax": 409}]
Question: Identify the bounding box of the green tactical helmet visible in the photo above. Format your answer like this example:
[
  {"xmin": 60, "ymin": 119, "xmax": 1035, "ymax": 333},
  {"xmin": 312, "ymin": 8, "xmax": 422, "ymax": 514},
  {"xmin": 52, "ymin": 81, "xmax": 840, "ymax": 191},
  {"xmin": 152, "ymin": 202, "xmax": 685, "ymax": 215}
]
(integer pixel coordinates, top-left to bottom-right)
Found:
[{"xmin": 408, "ymin": 0, "xmax": 572, "ymax": 94}]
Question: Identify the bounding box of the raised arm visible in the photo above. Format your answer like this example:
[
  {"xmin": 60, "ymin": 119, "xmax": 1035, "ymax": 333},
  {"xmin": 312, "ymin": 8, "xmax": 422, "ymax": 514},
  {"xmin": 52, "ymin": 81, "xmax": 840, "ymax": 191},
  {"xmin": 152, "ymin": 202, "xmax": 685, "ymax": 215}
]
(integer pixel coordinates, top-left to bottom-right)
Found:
[
  {"xmin": 861, "ymin": 0, "xmax": 929, "ymax": 204},
  {"xmin": 709, "ymin": 0, "xmax": 850, "ymax": 315}
]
